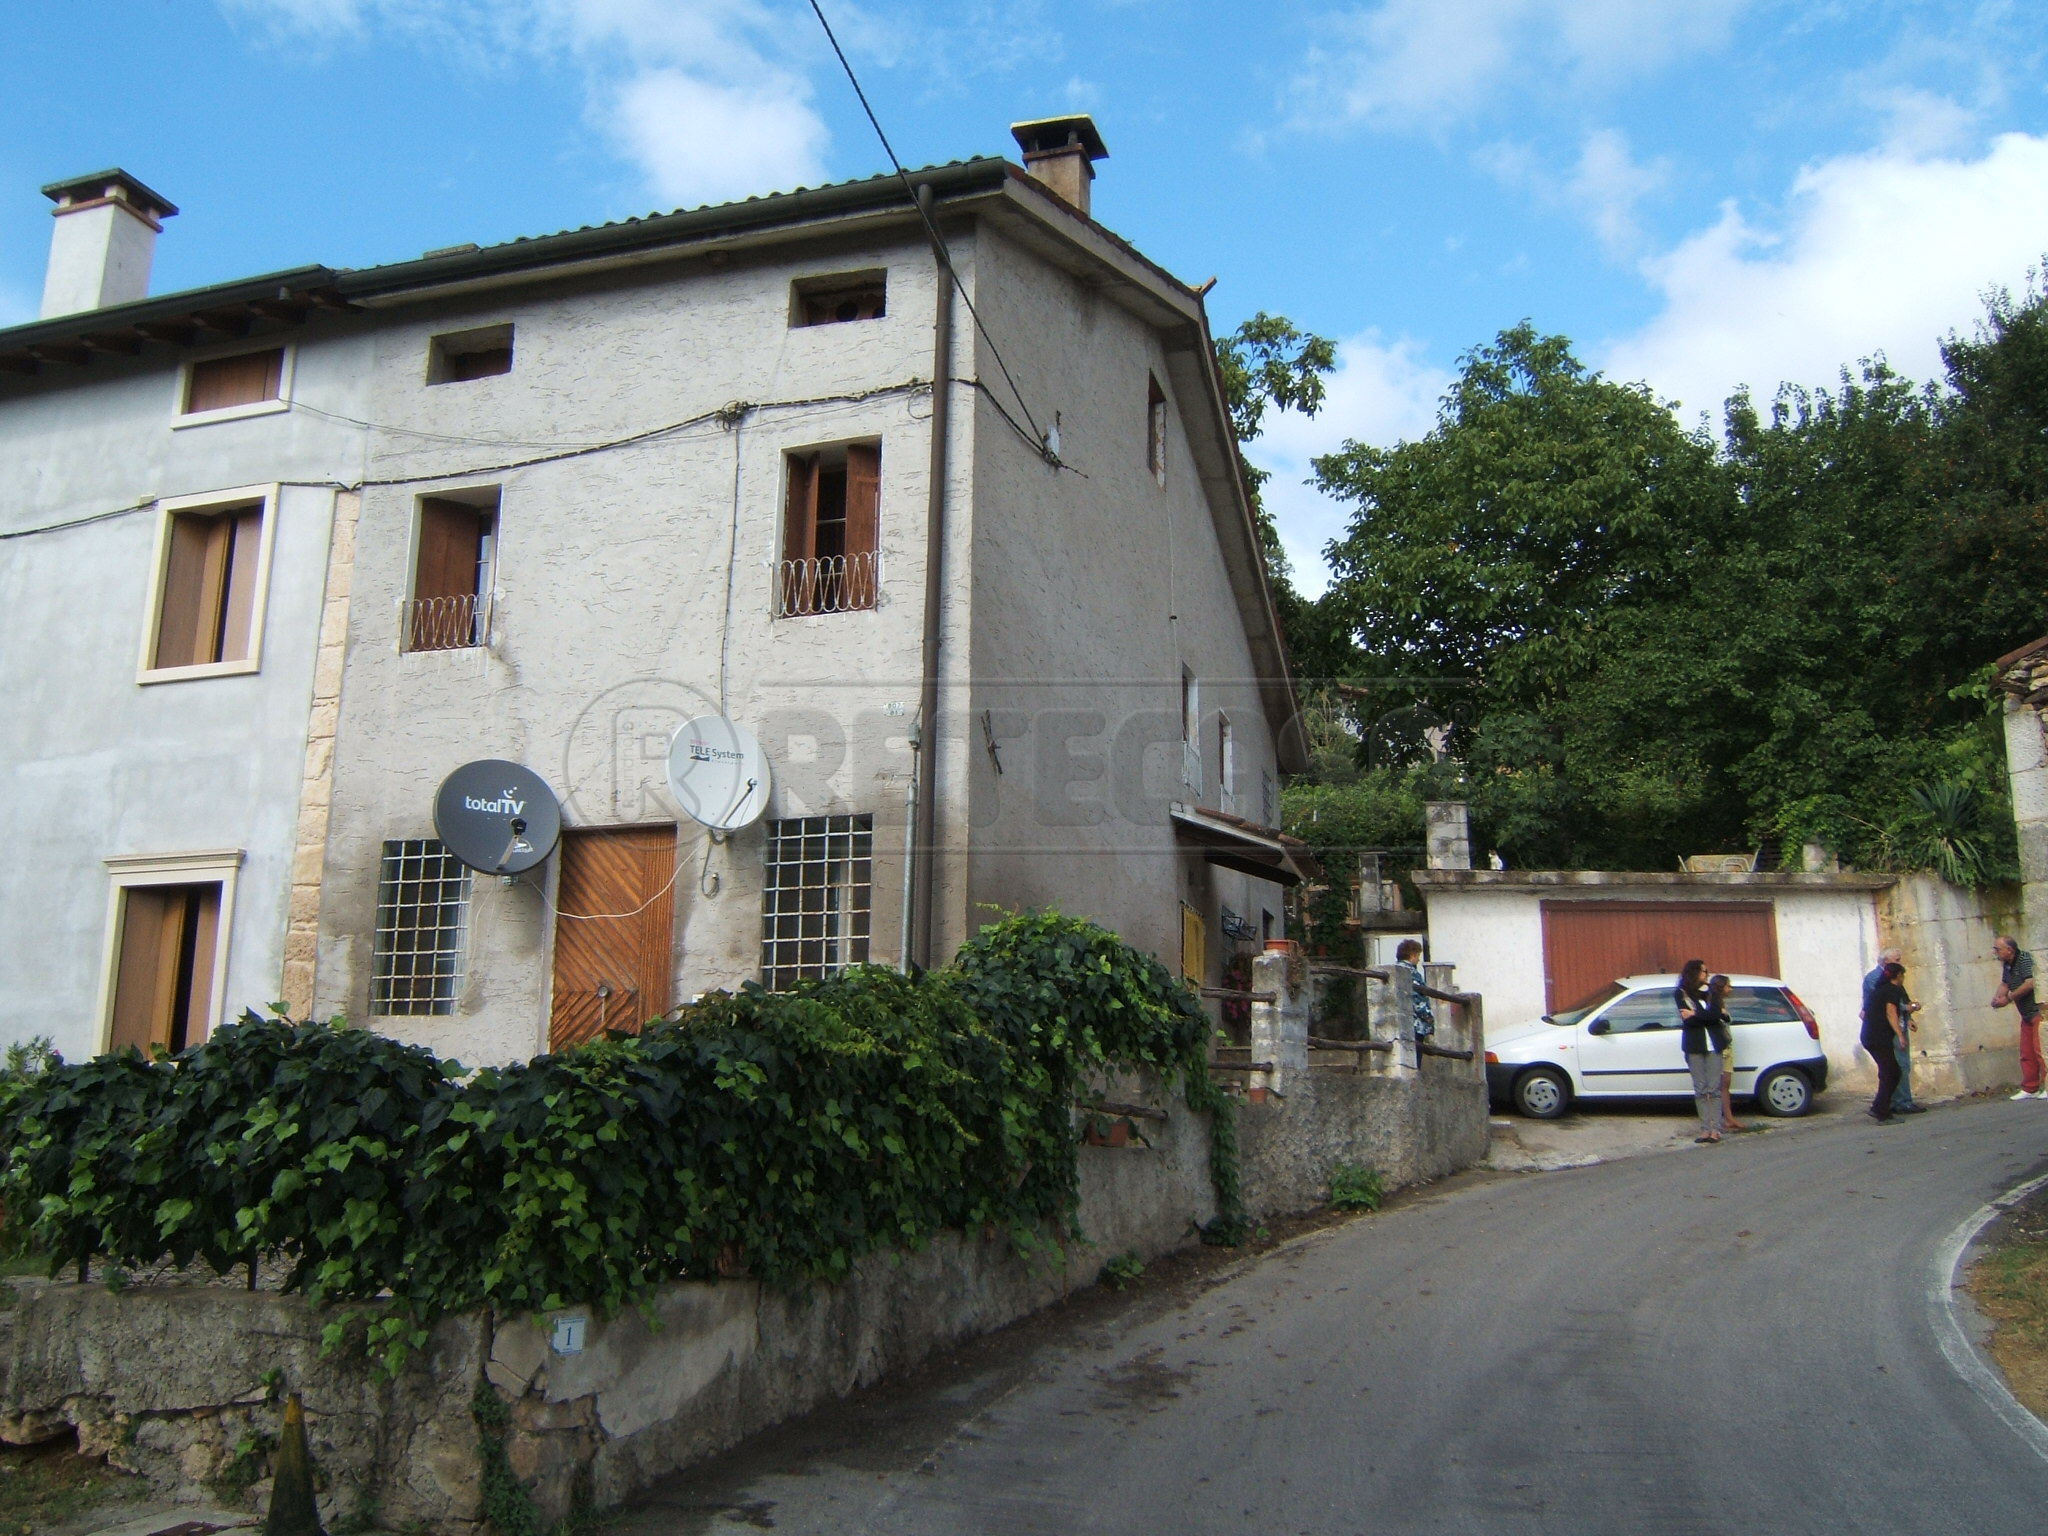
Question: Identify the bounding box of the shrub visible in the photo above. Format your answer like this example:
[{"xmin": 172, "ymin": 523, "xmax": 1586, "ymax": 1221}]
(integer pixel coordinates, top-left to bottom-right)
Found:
[
  {"xmin": 0, "ymin": 912, "xmax": 1236, "ymax": 1366},
  {"xmin": 1329, "ymin": 1163, "xmax": 1385, "ymax": 1212}
]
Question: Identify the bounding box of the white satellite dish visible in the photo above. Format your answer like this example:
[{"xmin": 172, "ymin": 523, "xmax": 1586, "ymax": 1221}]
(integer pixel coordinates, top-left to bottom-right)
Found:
[{"xmin": 667, "ymin": 715, "xmax": 771, "ymax": 831}]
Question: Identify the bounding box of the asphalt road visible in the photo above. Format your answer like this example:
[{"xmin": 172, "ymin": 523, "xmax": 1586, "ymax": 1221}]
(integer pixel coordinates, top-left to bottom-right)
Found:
[{"xmin": 610, "ymin": 1097, "xmax": 2048, "ymax": 1536}]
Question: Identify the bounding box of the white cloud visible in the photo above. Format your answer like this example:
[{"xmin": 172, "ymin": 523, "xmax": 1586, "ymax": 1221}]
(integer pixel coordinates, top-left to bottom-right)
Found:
[
  {"xmin": 221, "ymin": 0, "xmax": 832, "ymax": 205},
  {"xmin": 608, "ymin": 71, "xmax": 828, "ymax": 207},
  {"xmin": 1480, "ymin": 127, "xmax": 1669, "ymax": 256},
  {"xmin": 1294, "ymin": 0, "xmax": 1750, "ymax": 132},
  {"xmin": 1245, "ymin": 331, "xmax": 1452, "ymax": 595},
  {"xmin": 1603, "ymin": 130, "xmax": 2048, "ymax": 416}
]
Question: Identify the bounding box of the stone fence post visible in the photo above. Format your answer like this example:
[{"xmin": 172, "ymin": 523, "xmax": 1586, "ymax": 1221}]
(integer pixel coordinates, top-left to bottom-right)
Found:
[
  {"xmin": 1250, "ymin": 944, "xmax": 1309, "ymax": 1096},
  {"xmin": 1369, "ymin": 964, "xmax": 1419, "ymax": 1076},
  {"xmin": 1423, "ymin": 961, "xmax": 1484, "ymax": 1077}
]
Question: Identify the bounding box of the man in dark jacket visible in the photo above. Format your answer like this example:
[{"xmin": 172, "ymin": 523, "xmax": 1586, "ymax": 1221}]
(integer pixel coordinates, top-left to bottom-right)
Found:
[{"xmin": 1863, "ymin": 948, "xmax": 1925, "ymax": 1114}]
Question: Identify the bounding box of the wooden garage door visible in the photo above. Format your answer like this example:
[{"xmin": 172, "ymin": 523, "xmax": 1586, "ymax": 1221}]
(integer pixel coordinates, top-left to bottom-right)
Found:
[
  {"xmin": 1541, "ymin": 901, "xmax": 1778, "ymax": 1014},
  {"xmin": 549, "ymin": 826, "xmax": 677, "ymax": 1051}
]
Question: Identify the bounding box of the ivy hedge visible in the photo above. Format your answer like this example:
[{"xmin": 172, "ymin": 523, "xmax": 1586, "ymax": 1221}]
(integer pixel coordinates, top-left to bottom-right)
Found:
[{"xmin": 0, "ymin": 912, "xmax": 1236, "ymax": 1369}]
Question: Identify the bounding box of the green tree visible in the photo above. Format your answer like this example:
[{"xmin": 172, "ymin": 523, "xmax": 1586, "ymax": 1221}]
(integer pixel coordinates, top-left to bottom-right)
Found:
[
  {"xmin": 1213, "ymin": 313, "xmax": 1356, "ymax": 679},
  {"xmin": 1306, "ymin": 308, "xmax": 2033, "ymax": 878}
]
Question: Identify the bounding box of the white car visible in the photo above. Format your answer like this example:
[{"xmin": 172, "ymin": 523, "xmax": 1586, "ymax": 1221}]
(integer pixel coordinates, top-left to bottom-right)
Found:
[{"xmin": 1484, "ymin": 973, "xmax": 1831, "ymax": 1120}]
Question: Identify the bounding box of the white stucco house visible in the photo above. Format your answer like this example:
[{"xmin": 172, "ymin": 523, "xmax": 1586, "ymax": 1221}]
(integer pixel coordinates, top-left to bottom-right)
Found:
[{"xmin": 0, "ymin": 120, "xmax": 1310, "ymax": 1066}]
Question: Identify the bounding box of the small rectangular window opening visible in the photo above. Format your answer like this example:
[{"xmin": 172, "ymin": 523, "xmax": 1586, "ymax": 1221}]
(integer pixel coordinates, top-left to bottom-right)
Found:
[
  {"xmin": 406, "ymin": 490, "xmax": 499, "ymax": 651},
  {"xmin": 152, "ymin": 499, "xmax": 265, "ymax": 670},
  {"xmin": 109, "ymin": 882, "xmax": 223, "ymax": 1055},
  {"xmin": 372, "ymin": 838, "xmax": 474, "ymax": 1016},
  {"xmin": 427, "ymin": 323, "xmax": 514, "ymax": 384},
  {"xmin": 791, "ymin": 271, "xmax": 887, "ymax": 327},
  {"xmin": 780, "ymin": 443, "xmax": 880, "ymax": 615},
  {"xmin": 1146, "ymin": 373, "xmax": 1168, "ymax": 486},
  {"xmin": 184, "ymin": 348, "xmax": 284, "ymax": 415},
  {"xmin": 761, "ymin": 814, "xmax": 873, "ymax": 989}
]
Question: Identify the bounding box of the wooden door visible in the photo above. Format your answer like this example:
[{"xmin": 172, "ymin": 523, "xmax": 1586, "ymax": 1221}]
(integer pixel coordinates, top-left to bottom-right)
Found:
[
  {"xmin": 1541, "ymin": 900, "xmax": 1778, "ymax": 1015},
  {"xmin": 549, "ymin": 826, "xmax": 677, "ymax": 1051}
]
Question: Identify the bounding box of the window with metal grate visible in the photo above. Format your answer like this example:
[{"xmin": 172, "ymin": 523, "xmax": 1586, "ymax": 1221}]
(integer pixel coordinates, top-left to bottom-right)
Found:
[
  {"xmin": 371, "ymin": 838, "xmax": 473, "ymax": 1016},
  {"xmin": 761, "ymin": 814, "xmax": 873, "ymax": 990}
]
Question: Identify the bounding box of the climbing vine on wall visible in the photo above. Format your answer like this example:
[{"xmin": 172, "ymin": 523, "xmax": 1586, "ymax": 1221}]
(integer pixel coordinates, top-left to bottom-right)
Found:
[{"xmin": 0, "ymin": 911, "xmax": 1237, "ymax": 1370}]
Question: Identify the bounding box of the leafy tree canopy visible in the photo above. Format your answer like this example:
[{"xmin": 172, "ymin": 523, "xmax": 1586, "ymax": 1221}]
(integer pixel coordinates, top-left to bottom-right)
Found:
[{"xmin": 1286, "ymin": 286, "xmax": 2048, "ymax": 882}]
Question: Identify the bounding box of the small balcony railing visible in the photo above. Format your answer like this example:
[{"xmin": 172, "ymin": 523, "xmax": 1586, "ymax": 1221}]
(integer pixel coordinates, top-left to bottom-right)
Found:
[
  {"xmin": 403, "ymin": 592, "xmax": 489, "ymax": 653},
  {"xmin": 777, "ymin": 552, "xmax": 878, "ymax": 617}
]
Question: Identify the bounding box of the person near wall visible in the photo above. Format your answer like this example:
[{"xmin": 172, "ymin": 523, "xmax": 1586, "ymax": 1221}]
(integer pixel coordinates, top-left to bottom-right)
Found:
[
  {"xmin": 1863, "ymin": 960, "xmax": 1910, "ymax": 1125},
  {"xmin": 1393, "ymin": 938, "xmax": 1461, "ymax": 1041},
  {"xmin": 1676, "ymin": 959, "xmax": 1728, "ymax": 1144},
  {"xmin": 1863, "ymin": 947, "xmax": 1927, "ymax": 1115},
  {"xmin": 1992, "ymin": 935, "xmax": 2043, "ymax": 1100}
]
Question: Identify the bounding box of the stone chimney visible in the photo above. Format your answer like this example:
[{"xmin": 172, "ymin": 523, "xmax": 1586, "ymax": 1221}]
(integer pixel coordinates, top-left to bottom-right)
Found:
[
  {"xmin": 39, "ymin": 169, "xmax": 177, "ymax": 319},
  {"xmin": 1425, "ymin": 801, "xmax": 1472, "ymax": 871},
  {"xmin": 1009, "ymin": 115, "xmax": 1108, "ymax": 217}
]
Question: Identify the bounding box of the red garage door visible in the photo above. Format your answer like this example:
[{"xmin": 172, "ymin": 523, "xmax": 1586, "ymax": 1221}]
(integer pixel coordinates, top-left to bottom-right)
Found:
[{"xmin": 1541, "ymin": 901, "xmax": 1779, "ymax": 1014}]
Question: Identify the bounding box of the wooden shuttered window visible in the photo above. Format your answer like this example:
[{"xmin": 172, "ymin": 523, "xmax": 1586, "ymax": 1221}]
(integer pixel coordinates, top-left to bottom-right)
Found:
[
  {"xmin": 407, "ymin": 497, "xmax": 493, "ymax": 651},
  {"xmin": 153, "ymin": 503, "xmax": 264, "ymax": 669},
  {"xmin": 109, "ymin": 883, "xmax": 222, "ymax": 1055},
  {"xmin": 184, "ymin": 349, "xmax": 284, "ymax": 414},
  {"xmin": 779, "ymin": 443, "xmax": 879, "ymax": 615}
]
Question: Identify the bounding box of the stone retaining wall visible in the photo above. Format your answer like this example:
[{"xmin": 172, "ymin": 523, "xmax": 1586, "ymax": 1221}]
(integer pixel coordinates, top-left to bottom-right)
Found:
[{"xmin": 0, "ymin": 978, "xmax": 1489, "ymax": 1530}]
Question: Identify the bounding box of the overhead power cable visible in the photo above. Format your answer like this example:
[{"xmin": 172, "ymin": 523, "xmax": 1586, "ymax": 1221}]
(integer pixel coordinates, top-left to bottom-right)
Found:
[{"xmin": 804, "ymin": 0, "xmax": 1061, "ymax": 468}]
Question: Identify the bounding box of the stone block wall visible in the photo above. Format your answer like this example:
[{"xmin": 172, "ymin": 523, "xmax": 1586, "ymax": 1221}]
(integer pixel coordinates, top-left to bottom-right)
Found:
[{"xmin": 0, "ymin": 981, "xmax": 1490, "ymax": 1530}]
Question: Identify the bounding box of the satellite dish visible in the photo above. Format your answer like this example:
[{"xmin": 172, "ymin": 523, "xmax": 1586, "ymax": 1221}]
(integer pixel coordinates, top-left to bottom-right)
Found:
[
  {"xmin": 434, "ymin": 760, "xmax": 563, "ymax": 875},
  {"xmin": 667, "ymin": 716, "xmax": 771, "ymax": 831}
]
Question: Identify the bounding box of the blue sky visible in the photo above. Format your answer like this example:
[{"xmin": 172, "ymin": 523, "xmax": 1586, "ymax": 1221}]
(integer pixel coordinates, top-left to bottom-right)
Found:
[{"xmin": 4, "ymin": 2, "xmax": 2047, "ymax": 588}]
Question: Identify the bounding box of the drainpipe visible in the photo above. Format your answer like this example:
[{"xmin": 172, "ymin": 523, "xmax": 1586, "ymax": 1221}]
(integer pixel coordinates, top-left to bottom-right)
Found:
[{"xmin": 910, "ymin": 182, "xmax": 954, "ymax": 971}]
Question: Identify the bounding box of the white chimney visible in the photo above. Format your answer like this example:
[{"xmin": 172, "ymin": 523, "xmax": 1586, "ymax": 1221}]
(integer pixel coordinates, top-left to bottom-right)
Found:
[
  {"xmin": 1009, "ymin": 116, "xmax": 1108, "ymax": 217},
  {"xmin": 39, "ymin": 169, "xmax": 177, "ymax": 319}
]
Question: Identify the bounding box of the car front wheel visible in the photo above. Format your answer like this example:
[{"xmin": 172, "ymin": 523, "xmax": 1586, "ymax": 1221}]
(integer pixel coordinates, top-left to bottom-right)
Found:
[
  {"xmin": 1754, "ymin": 1066, "xmax": 1813, "ymax": 1118},
  {"xmin": 1514, "ymin": 1066, "xmax": 1572, "ymax": 1120}
]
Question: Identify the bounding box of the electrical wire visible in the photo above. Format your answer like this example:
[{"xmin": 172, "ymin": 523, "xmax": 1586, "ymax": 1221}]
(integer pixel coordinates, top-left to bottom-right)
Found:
[
  {"xmin": 290, "ymin": 400, "xmax": 612, "ymax": 451},
  {"xmin": 0, "ymin": 498, "xmax": 154, "ymax": 541},
  {"xmin": 533, "ymin": 854, "xmax": 687, "ymax": 924},
  {"xmin": 717, "ymin": 408, "xmax": 744, "ymax": 716},
  {"xmin": 804, "ymin": 0, "xmax": 1059, "ymax": 468},
  {"xmin": 0, "ymin": 380, "xmax": 937, "ymax": 542}
]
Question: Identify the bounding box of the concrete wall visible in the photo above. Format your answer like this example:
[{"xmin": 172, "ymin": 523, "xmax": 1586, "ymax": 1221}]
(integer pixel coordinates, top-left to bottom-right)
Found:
[
  {"xmin": 0, "ymin": 1090, "xmax": 1217, "ymax": 1532},
  {"xmin": 1239, "ymin": 958, "xmax": 1490, "ymax": 1216},
  {"xmin": 2003, "ymin": 694, "xmax": 2048, "ymax": 954},
  {"xmin": 0, "ymin": 338, "xmax": 370, "ymax": 1058},
  {"xmin": 1879, "ymin": 874, "xmax": 2026, "ymax": 1096},
  {"xmin": 0, "ymin": 1016, "xmax": 1493, "ymax": 1532},
  {"xmin": 1414, "ymin": 874, "xmax": 1887, "ymax": 1092},
  {"xmin": 1419, "ymin": 888, "xmax": 1547, "ymax": 1033},
  {"xmin": 960, "ymin": 224, "xmax": 1287, "ymax": 987}
]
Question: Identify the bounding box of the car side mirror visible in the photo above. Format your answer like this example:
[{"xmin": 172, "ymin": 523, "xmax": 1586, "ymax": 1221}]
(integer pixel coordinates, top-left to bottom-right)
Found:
[{"xmin": 1587, "ymin": 1019, "xmax": 1609, "ymax": 1036}]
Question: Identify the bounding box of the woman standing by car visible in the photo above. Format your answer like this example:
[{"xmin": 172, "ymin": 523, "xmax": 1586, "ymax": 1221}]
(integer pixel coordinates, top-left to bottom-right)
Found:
[{"xmin": 1676, "ymin": 960, "xmax": 1730, "ymax": 1142}]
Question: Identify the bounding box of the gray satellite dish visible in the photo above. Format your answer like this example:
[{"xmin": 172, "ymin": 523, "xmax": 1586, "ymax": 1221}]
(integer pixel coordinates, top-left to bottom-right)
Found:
[
  {"xmin": 434, "ymin": 760, "xmax": 563, "ymax": 874},
  {"xmin": 667, "ymin": 716, "xmax": 770, "ymax": 831}
]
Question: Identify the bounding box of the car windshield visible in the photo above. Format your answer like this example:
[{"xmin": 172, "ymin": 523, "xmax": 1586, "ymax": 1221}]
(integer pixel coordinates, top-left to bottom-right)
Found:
[{"xmin": 1550, "ymin": 983, "xmax": 1626, "ymax": 1027}]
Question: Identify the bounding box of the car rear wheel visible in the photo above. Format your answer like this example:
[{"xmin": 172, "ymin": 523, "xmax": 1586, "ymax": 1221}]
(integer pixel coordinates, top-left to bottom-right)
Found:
[
  {"xmin": 1514, "ymin": 1066, "xmax": 1572, "ymax": 1120},
  {"xmin": 1754, "ymin": 1066, "xmax": 1813, "ymax": 1118}
]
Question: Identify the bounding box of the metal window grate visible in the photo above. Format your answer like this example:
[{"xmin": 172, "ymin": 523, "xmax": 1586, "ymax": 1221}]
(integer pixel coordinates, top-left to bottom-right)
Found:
[
  {"xmin": 761, "ymin": 814, "xmax": 873, "ymax": 990},
  {"xmin": 776, "ymin": 551, "xmax": 879, "ymax": 617},
  {"xmin": 371, "ymin": 838, "xmax": 473, "ymax": 1015}
]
